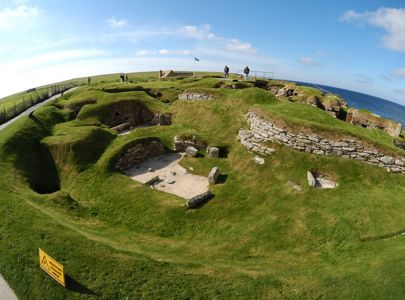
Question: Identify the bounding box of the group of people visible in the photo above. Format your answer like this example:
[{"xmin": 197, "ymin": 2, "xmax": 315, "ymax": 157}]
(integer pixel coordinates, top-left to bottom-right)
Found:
[
  {"xmin": 120, "ymin": 74, "xmax": 129, "ymax": 82},
  {"xmin": 223, "ymin": 65, "xmax": 250, "ymax": 80}
]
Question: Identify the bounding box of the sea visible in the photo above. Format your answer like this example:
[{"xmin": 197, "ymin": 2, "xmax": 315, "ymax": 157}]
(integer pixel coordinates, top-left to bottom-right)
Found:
[{"xmin": 292, "ymin": 81, "xmax": 405, "ymax": 127}]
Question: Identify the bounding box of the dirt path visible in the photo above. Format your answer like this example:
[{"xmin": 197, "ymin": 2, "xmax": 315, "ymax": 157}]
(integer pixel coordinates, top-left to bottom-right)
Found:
[{"xmin": 0, "ymin": 275, "xmax": 17, "ymax": 300}]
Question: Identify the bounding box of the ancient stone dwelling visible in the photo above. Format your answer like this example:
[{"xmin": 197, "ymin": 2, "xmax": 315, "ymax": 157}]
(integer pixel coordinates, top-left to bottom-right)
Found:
[
  {"xmin": 159, "ymin": 70, "xmax": 193, "ymax": 79},
  {"xmin": 346, "ymin": 108, "xmax": 402, "ymax": 137}
]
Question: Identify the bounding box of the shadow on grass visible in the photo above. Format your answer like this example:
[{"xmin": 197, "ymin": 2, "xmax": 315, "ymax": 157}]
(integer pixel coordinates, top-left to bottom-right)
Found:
[
  {"xmin": 216, "ymin": 174, "xmax": 228, "ymax": 184},
  {"xmin": 66, "ymin": 275, "xmax": 97, "ymax": 296}
]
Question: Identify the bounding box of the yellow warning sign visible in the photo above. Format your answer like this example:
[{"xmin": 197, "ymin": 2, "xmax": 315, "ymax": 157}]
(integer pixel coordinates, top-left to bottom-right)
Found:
[{"xmin": 39, "ymin": 248, "xmax": 65, "ymax": 287}]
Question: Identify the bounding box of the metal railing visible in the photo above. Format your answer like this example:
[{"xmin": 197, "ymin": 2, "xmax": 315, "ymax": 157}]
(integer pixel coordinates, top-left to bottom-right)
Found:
[{"xmin": 236, "ymin": 70, "xmax": 275, "ymax": 80}]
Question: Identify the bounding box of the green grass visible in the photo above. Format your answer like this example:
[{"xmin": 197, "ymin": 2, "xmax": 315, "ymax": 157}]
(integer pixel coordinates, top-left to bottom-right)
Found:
[
  {"xmin": 0, "ymin": 80, "xmax": 76, "ymax": 122},
  {"xmin": 254, "ymin": 100, "xmax": 404, "ymax": 154},
  {"xmin": 0, "ymin": 74, "xmax": 404, "ymax": 299}
]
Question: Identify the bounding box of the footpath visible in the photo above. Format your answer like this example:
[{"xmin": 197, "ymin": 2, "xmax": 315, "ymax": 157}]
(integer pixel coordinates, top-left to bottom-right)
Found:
[
  {"xmin": 0, "ymin": 87, "xmax": 77, "ymax": 132},
  {"xmin": 0, "ymin": 87, "xmax": 78, "ymax": 299},
  {"xmin": 0, "ymin": 275, "xmax": 17, "ymax": 300}
]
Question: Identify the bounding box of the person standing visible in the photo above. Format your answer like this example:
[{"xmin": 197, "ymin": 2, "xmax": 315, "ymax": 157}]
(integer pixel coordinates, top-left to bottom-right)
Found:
[
  {"xmin": 244, "ymin": 66, "xmax": 250, "ymax": 80},
  {"xmin": 224, "ymin": 65, "xmax": 230, "ymax": 78},
  {"xmin": 87, "ymin": 77, "xmax": 91, "ymax": 85}
]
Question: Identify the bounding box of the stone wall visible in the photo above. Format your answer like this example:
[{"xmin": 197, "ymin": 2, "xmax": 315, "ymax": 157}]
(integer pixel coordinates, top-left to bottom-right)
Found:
[
  {"xmin": 346, "ymin": 108, "xmax": 402, "ymax": 138},
  {"xmin": 114, "ymin": 138, "xmax": 165, "ymax": 170},
  {"xmin": 178, "ymin": 93, "xmax": 215, "ymax": 101},
  {"xmin": 104, "ymin": 103, "xmax": 155, "ymax": 128},
  {"xmin": 239, "ymin": 111, "xmax": 405, "ymax": 174},
  {"xmin": 173, "ymin": 135, "xmax": 206, "ymax": 152}
]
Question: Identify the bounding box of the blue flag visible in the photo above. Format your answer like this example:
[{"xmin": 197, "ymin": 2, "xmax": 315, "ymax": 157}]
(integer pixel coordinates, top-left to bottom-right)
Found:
[{"xmin": 194, "ymin": 57, "xmax": 200, "ymax": 62}]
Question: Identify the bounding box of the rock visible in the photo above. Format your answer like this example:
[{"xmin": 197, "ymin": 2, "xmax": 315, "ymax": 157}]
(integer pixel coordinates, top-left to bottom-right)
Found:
[
  {"xmin": 208, "ymin": 167, "xmax": 220, "ymax": 184},
  {"xmin": 307, "ymin": 171, "xmax": 317, "ymax": 187},
  {"xmin": 313, "ymin": 150, "xmax": 325, "ymax": 155},
  {"xmin": 288, "ymin": 180, "xmax": 302, "ymax": 192},
  {"xmin": 148, "ymin": 167, "xmax": 154, "ymax": 172},
  {"xmin": 331, "ymin": 142, "xmax": 349, "ymax": 147},
  {"xmin": 186, "ymin": 191, "xmax": 213, "ymax": 208},
  {"xmin": 144, "ymin": 176, "xmax": 160, "ymax": 186},
  {"xmin": 206, "ymin": 146, "xmax": 220, "ymax": 158},
  {"xmin": 238, "ymin": 130, "xmax": 253, "ymax": 140},
  {"xmin": 186, "ymin": 146, "xmax": 199, "ymax": 157},
  {"xmin": 167, "ymin": 179, "xmax": 175, "ymax": 184},
  {"xmin": 395, "ymin": 160, "xmax": 404, "ymax": 166},
  {"xmin": 189, "ymin": 167, "xmax": 194, "ymax": 171},
  {"xmin": 253, "ymin": 156, "xmax": 265, "ymax": 165},
  {"xmin": 380, "ymin": 156, "xmax": 395, "ymax": 165},
  {"xmin": 307, "ymin": 171, "xmax": 338, "ymax": 189},
  {"xmin": 170, "ymin": 171, "xmax": 176, "ymax": 175}
]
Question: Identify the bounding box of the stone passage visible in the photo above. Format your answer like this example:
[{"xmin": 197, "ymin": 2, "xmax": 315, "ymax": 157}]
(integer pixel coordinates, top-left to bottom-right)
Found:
[
  {"xmin": 114, "ymin": 138, "xmax": 165, "ymax": 170},
  {"xmin": 178, "ymin": 93, "xmax": 215, "ymax": 101},
  {"xmin": 239, "ymin": 111, "xmax": 405, "ymax": 174}
]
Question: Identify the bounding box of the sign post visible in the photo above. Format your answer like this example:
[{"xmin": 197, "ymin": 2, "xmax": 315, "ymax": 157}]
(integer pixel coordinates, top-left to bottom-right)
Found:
[{"xmin": 39, "ymin": 248, "xmax": 66, "ymax": 287}]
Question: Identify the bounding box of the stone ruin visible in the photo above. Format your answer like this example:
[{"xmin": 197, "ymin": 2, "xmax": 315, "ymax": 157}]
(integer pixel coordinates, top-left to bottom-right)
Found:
[
  {"xmin": 307, "ymin": 171, "xmax": 338, "ymax": 189},
  {"xmin": 394, "ymin": 139, "xmax": 405, "ymax": 150},
  {"xmin": 173, "ymin": 135, "xmax": 206, "ymax": 152},
  {"xmin": 239, "ymin": 111, "xmax": 405, "ymax": 174},
  {"xmin": 270, "ymin": 84, "xmax": 346, "ymax": 118},
  {"xmin": 103, "ymin": 102, "xmax": 172, "ymax": 133},
  {"xmin": 114, "ymin": 138, "xmax": 165, "ymax": 171},
  {"xmin": 159, "ymin": 70, "xmax": 193, "ymax": 79},
  {"xmin": 346, "ymin": 108, "xmax": 402, "ymax": 138},
  {"xmin": 186, "ymin": 191, "xmax": 213, "ymax": 209},
  {"xmin": 178, "ymin": 93, "xmax": 215, "ymax": 101}
]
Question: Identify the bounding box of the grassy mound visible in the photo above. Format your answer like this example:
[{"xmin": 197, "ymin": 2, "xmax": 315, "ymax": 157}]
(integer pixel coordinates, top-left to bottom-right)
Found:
[
  {"xmin": 43, "ymin": 124, "xmax": 115, "ymax": 173},
  {"xmin": 0, "ymin": 74, "xmax": 404, "ymax": 299}
]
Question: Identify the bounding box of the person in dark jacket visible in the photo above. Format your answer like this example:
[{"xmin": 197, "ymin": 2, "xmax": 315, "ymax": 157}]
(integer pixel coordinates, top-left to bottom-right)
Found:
[
  {"xmin": 243, "ymin": 66, "xmax": 250, "ymax": 80},
  {"xmin": 224, "ymin": 65, "xmax": 230, "ymax": 78}
]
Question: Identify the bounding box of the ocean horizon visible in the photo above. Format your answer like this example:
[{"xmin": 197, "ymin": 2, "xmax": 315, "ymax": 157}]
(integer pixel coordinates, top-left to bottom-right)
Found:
[{"xmin": 292, "ymin": 81, "xmax": 405, "ymax": 127}]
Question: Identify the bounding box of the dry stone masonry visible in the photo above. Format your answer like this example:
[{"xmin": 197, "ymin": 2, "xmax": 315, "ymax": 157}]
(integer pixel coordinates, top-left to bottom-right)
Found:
[
  {"xmin": 178, "ymin": 93, "xmax": 215, "ymax": 101},
  {"xmin": 206, "ymin": 146, "xmax": 220, "ymax": 158},
  {"xmin": 346, "ymin": 108, "xmax": 401, "ymax": 138},
  {"xmin": 114, "ymin": 139, "xmax": 165, "ymax": 171},
  {"xmin": 173, "ymin": 135, "xmax": 205, "ymax": 152},
  {"xmin": 239, "ymin": 111, "xmax": 405, "ymax": 174}
]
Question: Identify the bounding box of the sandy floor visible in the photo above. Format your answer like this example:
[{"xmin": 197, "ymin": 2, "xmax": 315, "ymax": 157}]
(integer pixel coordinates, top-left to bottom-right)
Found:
[{"xmin": 124, "ymin": 153, "xmax": 209, "ymax": 199}]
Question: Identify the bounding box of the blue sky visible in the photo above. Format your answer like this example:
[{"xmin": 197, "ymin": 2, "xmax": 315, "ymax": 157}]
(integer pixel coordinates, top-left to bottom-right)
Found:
[{"xmin": 1, "ymin": 0, "xmax": 405, "ymax": 105}]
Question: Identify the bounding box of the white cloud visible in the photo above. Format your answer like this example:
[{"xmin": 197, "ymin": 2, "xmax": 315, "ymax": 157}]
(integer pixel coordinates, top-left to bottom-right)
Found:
[
  {"xmin": 1, "ymin": 49, "xmax": 107, "ymax": 73},
  {"xmin": 393, "ymin": 68, "xmax": 405, "ymax": 78},
  {"xmin": 394, "ymin": 88, "xmax": 405, "ymax": 95},
  {"xmin": 0, "ymin": 4, "xmax": 38, "ymax": 27},
  {"xmin": 135, "ymin": 49, "xmax": 157, "ymax": 56},
  {"xmin": 226, "ymin": 39, "xmax": 257, "ymax": 54},
  {"xmin": 299, "ymin": 56, "xmax": 320, "ymax": 66},
  {"xmin": 158, "ymin": 49, "xmax": 190, "ymax": 55},
  {"xmin": 341, "ymin": 8, "xmax": 405, "ymax": 52},
  {"xmin": 136, "ymin": 49, "xmax": 191, "ymax": 56},
  {"xmin": 315, "ymin": 50, "xmax": 325, "ymax": 56},
  {"xmin": 178, "ymin": 24, "xmax": 215, "ymax": 40},
  {"xmin": 106, "ymin": 16, "xmax": 128, "ymax": 29}
]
